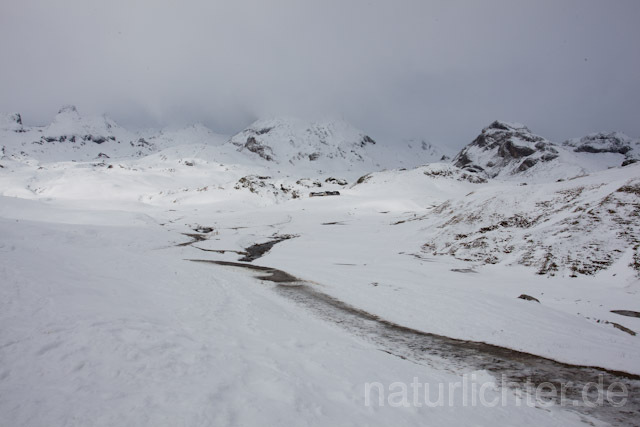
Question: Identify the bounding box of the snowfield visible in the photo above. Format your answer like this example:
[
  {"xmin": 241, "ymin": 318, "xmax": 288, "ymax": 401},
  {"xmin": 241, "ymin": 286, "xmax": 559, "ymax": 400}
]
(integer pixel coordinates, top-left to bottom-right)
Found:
[{"xmin": 1, "ymin": 109, "xmax": 639, "ymax": 426}]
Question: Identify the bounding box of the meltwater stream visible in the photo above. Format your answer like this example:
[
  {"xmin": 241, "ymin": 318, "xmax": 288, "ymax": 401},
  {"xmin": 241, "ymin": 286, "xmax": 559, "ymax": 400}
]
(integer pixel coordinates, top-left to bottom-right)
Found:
[
  {"xmin": 190, "ymin": 259, "xmax": 640, "ymax": 427},
  {"xmin": 179, "ymin": 230, "xmax": 639, "ymax": 426}
]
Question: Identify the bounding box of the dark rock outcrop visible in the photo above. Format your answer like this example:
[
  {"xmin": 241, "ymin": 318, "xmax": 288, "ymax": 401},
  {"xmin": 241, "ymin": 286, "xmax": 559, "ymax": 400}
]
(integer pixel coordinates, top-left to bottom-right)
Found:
[
  {"xmin": 325, "ymin": 177, "xmax": 348, "ymax": 186},
  {"xmin": 241, "ymin": 136, "xmax": 275, "ymax": 161},
  {"xmin": 518, "ymin": 294, "xmax": 540, "ymax": 303},
  {"xmin": 563, "ymin": 132, "xmax": 635, "ymax": 155},
  {"xmin": 310, "ymin": 191, "xmax": 340, "ymax": 197}
]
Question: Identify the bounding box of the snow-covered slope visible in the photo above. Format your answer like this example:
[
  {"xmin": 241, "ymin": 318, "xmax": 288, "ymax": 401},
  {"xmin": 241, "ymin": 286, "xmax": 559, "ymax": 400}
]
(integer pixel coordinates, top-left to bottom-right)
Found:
[
  {"xmin": 144, "ymin": 123, "xmax": 228, "ymax": 150},
  {"xmin": 351, "ymin": 162, "xmax": 640, "ymax": 278},
  {"xmin": 366, "ymin": 138, "xmax": 453, "ymax": 169}
]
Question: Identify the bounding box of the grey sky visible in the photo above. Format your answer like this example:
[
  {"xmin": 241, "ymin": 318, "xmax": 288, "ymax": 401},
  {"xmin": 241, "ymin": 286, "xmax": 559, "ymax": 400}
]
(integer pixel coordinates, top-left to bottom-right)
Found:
[{"xmin": 1, "ymin": 0, "xmax": 639, "ymax": 148}]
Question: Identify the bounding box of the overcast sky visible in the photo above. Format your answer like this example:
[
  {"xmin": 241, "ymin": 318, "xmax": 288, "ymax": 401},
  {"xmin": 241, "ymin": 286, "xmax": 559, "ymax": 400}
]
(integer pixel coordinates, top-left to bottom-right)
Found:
[{"xmin": 1, "ymin": 0, "xmax": 639, "ymax": 148}]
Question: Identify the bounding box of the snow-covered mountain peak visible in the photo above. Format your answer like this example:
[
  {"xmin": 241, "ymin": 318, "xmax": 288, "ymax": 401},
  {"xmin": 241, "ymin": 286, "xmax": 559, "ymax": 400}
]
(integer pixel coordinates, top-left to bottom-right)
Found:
[
  {"xmin": 453, "ymin": 120, "xmax": 559, "ymax": 179},
  {"xmin": 44, "ymin": 105, "xmax": 119, "ymax": 139},
  {"xmin": 0, "ymin": 113, "xmax": 24, "ymax": 132},
  {"xmin": 0, "ymin": 106, "xmax": 159, "ymax": 162},
  {"xmin": 485, "ymin": 120, "xmax": 530, "ymax": 133},
  {"xmin": 57, "ymin": 104, "xmax": 80, "ymax": 116},
  {"xmin": 227, "ymin": 117, "xmax": 376, "ymax": 164}
]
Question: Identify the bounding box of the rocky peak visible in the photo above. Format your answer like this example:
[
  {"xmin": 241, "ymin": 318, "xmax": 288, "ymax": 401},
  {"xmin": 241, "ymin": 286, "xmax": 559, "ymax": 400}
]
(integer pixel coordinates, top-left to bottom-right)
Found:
[
  {"xmin": 0, "ymin": 113, "xmax": 24, "ymax": 132},
  {"xmin": 563, "ymin": 132, "xmax": 638, "ymax": 156},
  {"xmin": 58, "ymin": 105, "xmax": 79, "ymax": 115},
  {"xmin": 453, "ymin": 121, "xmax": 559, "ymax": 178}
]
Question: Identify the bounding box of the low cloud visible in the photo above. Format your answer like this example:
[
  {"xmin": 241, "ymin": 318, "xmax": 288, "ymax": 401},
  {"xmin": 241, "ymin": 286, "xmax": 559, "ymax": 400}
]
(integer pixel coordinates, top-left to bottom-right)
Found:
[{"xmin": 1, "ymin": 0, "xmax": 639, "ymax": 147}]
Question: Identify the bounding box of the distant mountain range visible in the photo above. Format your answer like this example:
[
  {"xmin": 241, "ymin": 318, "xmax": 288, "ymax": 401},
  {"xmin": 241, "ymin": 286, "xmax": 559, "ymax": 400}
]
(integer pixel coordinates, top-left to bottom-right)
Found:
[
  {"xmin": 0, "ymin": 108, "xmax": 449, "ymax": 172},
  {"xmin": 1, "ymin": 106, "xmax": 638, "ymax": 183}
]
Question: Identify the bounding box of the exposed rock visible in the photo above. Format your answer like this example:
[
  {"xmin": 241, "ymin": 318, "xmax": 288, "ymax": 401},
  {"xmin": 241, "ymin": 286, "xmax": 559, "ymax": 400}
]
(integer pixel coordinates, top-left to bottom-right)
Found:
[
  {"xmin": 360, "ymin": 135, "xmax": 376, "ymax": 146},
  {"xmin": 563, "ymin": 132, "xmax": 636, "ymax": 155},
  {"xmin": 58, "ymin": 105, "xmax": 78, "ymax": 115},
  {"xmin": 255, "ymin": 127, "xmax": 273, "ymax": 135},
  {"xmin": 422, "ymin": 163, "xmax": 487, "ymax": 184},
  {"xmin": 193, "ymin": 226, "xmax": 215, "ymax": 234},
  {"xmin": 420, "ymin": 175, "xmax": 640, "ymax": 277},
  {"xmin": 238, "ymin": 136, "xmax": 275, "ymax": 161},
  {"xmin": 0, "ymin": 113, "xmax": 24, "ymax": 132},
  {"xmin": 610, "ymin": 310, "xmax": 640, "ymax": 318},
  {"xmin": 235, "ymin": 175, "xmax": 271, "ymax": 193},
  {"xmin": 609, "ymin": 322, "xmax": 636, "ymax": 336},
  {"xmin": 136, "ymin": 138, "xmax": 151, "ymax": 147},
  {"xmin": 518, "ymin": 294, "xmax": 540, "ymax": 303},
  {"xmin": 296, "ymin": 178, "xmax": 322, "ymax": 188},
  {"xmin": 451, "ymin": 268, "xmax": 477, "ymax": 273},
  {"xmin": 310, "ymin": 191, "xmax": 340, "ymax": 197},
  {"xmin": 355, "ymin": 173, "xmax": 373, "ymax": 185},
  {"xmin": 325, "ymin": 177, "xmax": 348, "ymax": 186},
  {"xmin": 516, "ymin": 157, "xmax": 538, "ymax": 172},
  {"xmin": 90, "ymin": 135, "xmax": 107, "ymax": 144},
  {"xmin": 233, "ymin": 175, "xmax": 297, "ymax": 202}
]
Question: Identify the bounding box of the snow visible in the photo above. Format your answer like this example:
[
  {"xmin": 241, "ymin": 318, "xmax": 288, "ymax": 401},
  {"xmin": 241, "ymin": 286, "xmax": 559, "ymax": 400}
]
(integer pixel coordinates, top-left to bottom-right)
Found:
[
  {"xmin": 226, "ymin": 116, "xmax": 450, "ymax": 174},
  {"xmin": 0, "ymin": 198, "xmax": 596, "ymax": 427},
  {"xmin": 1, "ymin": 109, "xmax": 638, "ymax": 426},
  {"xmin": 193, "ymin": 165, "xmax": 640, "ymax": 374}
]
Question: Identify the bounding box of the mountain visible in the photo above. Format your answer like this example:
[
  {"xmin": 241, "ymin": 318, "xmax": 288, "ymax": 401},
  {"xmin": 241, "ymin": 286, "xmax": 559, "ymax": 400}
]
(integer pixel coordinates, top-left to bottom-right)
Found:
[
  {"xmin": 3, "ymin": 109, "xmax": 638, "ymax": 185},
  {"xmin": 452, "ymin": 121, "xmax": 559, "ymax": 179},
  {"xmin": 2, "ymin": 112, "xmax": 449, "ymax": 177},
  {"xmin": 0, "ymin": 113, "xmax": 24, "ymax": 132},
  {"xmin": 0, "ymin": 106, "xmax": 157, "ymax": 162},
  {"xmin": 227, "ymin": 117, "xmax": 378, "ymax": 166},
  {"xmin": 452, "ymin": 121, "xmax": 640, "ymax": 182},
  {"xmin": 226, "ymin": 117, "xmax": 450, "ymax": 174}
]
